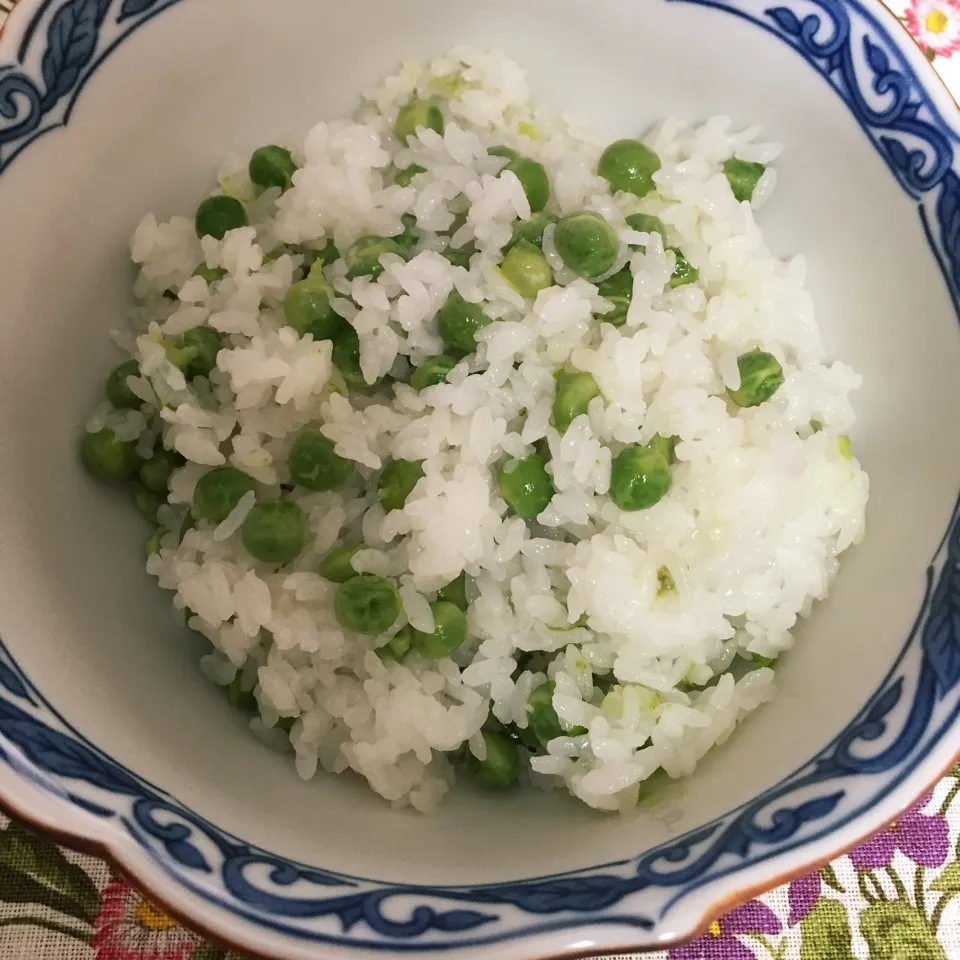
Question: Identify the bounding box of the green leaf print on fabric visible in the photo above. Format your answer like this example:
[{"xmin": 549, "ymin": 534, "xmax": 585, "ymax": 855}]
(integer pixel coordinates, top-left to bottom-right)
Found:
[
  {"xmin": 799, "ymin": 898, "xmax": 855, "ymax": 960},
  {"xmin": 860, "ymin": 902, "xmax": 947, "ymax": 960},
  {"xmin": 0, "ymin": 820, "xmax": 98, "ymax": 924},
  {"xmin": 931, "ymin": 862, "xmax": 960, "ymax": 893},
  {"xmin": 821, "ymin": 864, "xmax": 846, "ymax": 894}
]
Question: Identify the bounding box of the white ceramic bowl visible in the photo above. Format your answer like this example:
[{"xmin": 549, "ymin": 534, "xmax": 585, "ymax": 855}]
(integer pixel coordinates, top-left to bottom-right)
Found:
[{"xmin": 1, "ymin": 0, "xmax": 959, "ymax": 957}]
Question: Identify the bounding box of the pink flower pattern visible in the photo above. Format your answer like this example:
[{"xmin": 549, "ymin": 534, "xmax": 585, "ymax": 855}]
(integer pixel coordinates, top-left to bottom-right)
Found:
[
  {"xmin": 92, "ymin": 878, "xmax": 202, "ymax": 960},
  {"xmin": 904, "ymin": 0, "xmax": 960, "ymax": 57}
]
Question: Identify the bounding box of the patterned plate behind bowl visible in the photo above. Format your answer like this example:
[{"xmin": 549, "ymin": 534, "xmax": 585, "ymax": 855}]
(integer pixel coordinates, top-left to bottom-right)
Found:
[{"xmin": 1, "ymin": 0, "xmax": 960, "ymax": 958}]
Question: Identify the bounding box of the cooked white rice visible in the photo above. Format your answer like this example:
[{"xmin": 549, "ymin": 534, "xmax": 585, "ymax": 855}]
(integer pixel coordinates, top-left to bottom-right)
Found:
[{"xmin": 91, "ymin": 48, "xmax": 868, "ymax": 813}]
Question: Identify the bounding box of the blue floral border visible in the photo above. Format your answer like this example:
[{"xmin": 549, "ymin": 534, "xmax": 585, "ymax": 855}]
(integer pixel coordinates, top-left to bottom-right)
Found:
[
  {"xmin": 0, "ymin": 0, "xmax": 179, "ymax": 173},
  {"xmin": 2, "ymin": 0, "xmax": 960, "ymax": 951}
]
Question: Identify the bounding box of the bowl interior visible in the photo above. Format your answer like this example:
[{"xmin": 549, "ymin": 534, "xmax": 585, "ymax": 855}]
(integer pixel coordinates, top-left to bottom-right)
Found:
[{"xmin": 0, "ymin": 0, "xmax": 958, "ymax": 888}]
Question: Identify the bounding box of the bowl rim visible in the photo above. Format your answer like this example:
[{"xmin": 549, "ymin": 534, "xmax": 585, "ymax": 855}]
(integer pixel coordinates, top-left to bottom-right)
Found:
[{"xmin": 2, "ymin": 0, "xmax": 960, "ymax": 957}]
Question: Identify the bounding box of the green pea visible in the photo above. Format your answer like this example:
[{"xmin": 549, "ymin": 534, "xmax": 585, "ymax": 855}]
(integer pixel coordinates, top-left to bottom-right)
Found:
[
  {"xmin": 728, "ymin": 350, "xmax": 784, "ymax": 408},
  {"xmin": 624, "ymin": 213, "xmax": 667, "ymax": 242},
  {"xmin": 134, "ymin": 483, "xmax": 162, "ymax": 523},
  {"xmin": 669, "ymin": 248, "xmax": 699, "ymax": 289},
  {"xmin": 597, "ymin": 266, "xmax": 633, "ymax": 327},
  {"xmin": 509, "ymin": 721, "xmax": 543, "ymax": 752},
  {"xmin": 751, "ymin": 653, "xmax": 776, "ymax": 668},
  {"xmin": 332, "ymin": 325, "xmax": 373, "ymax": 389},
  {"xmin": 241, "ymin": 500, "xmax": 307, "ymax": 565},
  {"xmin": 178, "ymin": 327, "xmax": 223, "ymax": 379},
  {"xmin": 527, "ymin": 680, "xmax": 581, "ymax": 743},
  {"xmin": 321, "ymin": 544, "xmax": 363, "ymax": 584},
  {"xmin": 437, "ymin": 572, "xmax": 468, "ymax": 611},
  {"xmin": 411, "ymin": 600, "xmax": 468, "ymax": 659},
  {"xmin": 502, "ymin": 156, "xmax": 550, "ymax": 214},
  {"xmin": 500, "ymin": 240, "xmax": 554, "ymax": 298},
  {"xmin": 195, "ymin": 196, "xmax": 248, "ymax": 240},
  {"xmin": 192, "ymin": 467, "xmax": 257, "ymax": 523},
  {"xmin": 489, "ymin": 145, "xmax": 520, "ymax": 161},
  {"xmin": 335, "ymin": 574, "xmax": 402, "ymax": 635},
  {"xmin": 437, "ymin": 291, "xmax": 491, "ymax": 353},
  {"xmin": 105, "ymin": 360, "xmax": 142, "ymax": 410},
  {"xmin": 378, "ymin": 459, "xmax": 425, "ymax": 512},
  {"xmin": 598, "ymin": 139, "xmax": 661, "ymax": 197},
  {"xmin": 394, "ymin": 164, "xmax": 426, "ymax": 187},
  {"xmin": 554, "ymin": 212, "xmax": 620, "ymax": 279},
  {"xmin": 378, "ymin": 625, "xmax": 414, "ymax": 662},
  {"xmin": 325, "ymin": 242, "xmax": 345, "ymax": 267},
  {"xmin": 526, "ymin": 681, "xmax": 563, "ymax": 742},
  {"xmin": 469, "ymin": 730, "xmax": 519, "ymax": 788},
  {"xmin": 193, "ymin": 264, "xmax": 227, "ymax": 284},
  {"xmin": 226, "ymin": 672, "xmax": 258, "ymax": 712},
  {"xmin": 609, "ymin": 445, "xmax": 672, "ymax": 512},
  {"xmin": 498, "ymin": 454, "xmax": 554, "ymax": 519},
  {"xmin": 505, "ymin": 211, "xmax": 558, "ymax": 252},
  {"xmin": 345, "ymin": 236, "xmax": 405, "ymax": 280},
  {"xmin": 284, "ymin": 262, "xmax": 341, "ymax": 342},
  {"xmin": 723, "ymin": 158, "xmax": 766, "ymax": 203},
  {"xmin": 443, "ymin": 247, "xmax": 473, "ymax": 268},
  {"xmin": 553, "ymin": 371, "xmax": 601, "ymax": 434},
  {"xmin": 395, "ymin": 99, "xmax": 444, "ymax": 141},
  {"xmin": 395, "ymin": 214, "xmax": 420, "ymax": 256},
  {"xmin": 309, "ymin": 240, "xmax": 341, "ymax": 267},
  {"xmin": 138, "ymin": 448, "xmax": 182, "ymax": 494},
  {"xmin": 647, "ymin": 434, "xmax": 678, "ymax": 465},
  {"xmin": 289, "ymin": 427, "xmax": 353, "ymax": 491},
  {"xmin": 410, "ymin": 355, "xmax": 457, "ymax": 391},
  {"xmin": 80, "ymin": 429, "xmax": 141, "ymax": 482},
  {"xmin": 248, "ymin": 145, "xmax": 297, "ymax": 192},
  {"xmin": 837, "ymin": 435, "xmax": 853, "ymax": 461}
]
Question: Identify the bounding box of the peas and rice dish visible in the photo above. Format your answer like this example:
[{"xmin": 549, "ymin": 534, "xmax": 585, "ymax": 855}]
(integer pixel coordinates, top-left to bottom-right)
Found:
[{"xmin": 80, "ymin": 49, "xmax": 868, "ymax": 812}]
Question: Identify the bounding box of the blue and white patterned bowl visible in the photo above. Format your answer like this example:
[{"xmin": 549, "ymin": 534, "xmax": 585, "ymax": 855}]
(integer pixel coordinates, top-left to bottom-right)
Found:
[{"xmin": 1, "ymin": 0, "xmax": 959, "ymax": 957}]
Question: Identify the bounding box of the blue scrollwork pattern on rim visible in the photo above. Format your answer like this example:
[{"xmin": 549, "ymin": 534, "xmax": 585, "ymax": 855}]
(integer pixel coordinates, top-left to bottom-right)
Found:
[
  {"xmin": 0, "ymin": 0, "xmax": 174, "ymax": 170},
  {"xmin": 2, "ymin": 0, "xmax": 960, "ymax": 949},
  {"xmin": 762, "ymin": 0, "xmax": 955, "ymax": 195}
]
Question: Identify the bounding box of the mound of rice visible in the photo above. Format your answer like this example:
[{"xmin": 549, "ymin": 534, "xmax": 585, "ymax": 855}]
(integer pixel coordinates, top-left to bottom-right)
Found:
[{"xmin": 84, "ymin": 48, "xmax": 868, "ymax": 813}]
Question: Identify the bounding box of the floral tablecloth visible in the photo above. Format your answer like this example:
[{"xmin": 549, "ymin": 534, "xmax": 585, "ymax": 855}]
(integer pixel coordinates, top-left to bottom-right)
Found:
[{"xmin": 1, "ymin": 0, "xmax": 960, "ymax": 958}]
